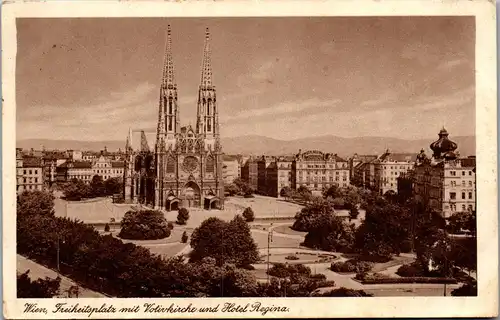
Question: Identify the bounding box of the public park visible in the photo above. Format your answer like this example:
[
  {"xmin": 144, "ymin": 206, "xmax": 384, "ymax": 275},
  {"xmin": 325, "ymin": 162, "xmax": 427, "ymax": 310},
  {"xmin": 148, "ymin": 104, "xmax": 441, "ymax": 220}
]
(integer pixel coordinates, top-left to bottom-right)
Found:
[{"xmin": 17, "ymin": 184, "xmax": 477, "ymax": 298}]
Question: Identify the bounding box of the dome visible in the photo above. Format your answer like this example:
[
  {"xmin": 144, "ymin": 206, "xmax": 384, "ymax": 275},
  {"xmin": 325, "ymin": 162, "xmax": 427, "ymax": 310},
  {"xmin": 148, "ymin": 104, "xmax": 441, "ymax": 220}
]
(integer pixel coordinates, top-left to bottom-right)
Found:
[{"xmin": 430, "ymin": 127, "xmax": 458, "ymax": 158}]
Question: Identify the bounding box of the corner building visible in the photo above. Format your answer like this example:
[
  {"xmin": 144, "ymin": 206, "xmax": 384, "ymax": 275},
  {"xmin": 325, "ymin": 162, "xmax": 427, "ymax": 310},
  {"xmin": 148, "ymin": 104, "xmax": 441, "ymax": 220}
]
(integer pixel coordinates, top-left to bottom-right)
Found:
[
  {"xmin": 413, "ymin": 128, "xmax": 476, "ymax": 218},
  {"xmin": 123, "ymin": 26, "xmax": 224, "ymax": 211}
]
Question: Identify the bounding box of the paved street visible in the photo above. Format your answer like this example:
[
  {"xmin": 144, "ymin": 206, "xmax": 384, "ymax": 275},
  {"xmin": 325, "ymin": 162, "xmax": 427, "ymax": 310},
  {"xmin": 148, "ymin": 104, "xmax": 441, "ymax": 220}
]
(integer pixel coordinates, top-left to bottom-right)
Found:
[{"xmin": 17, "ymin": 255, "xmax": 106, "ymax": 298}]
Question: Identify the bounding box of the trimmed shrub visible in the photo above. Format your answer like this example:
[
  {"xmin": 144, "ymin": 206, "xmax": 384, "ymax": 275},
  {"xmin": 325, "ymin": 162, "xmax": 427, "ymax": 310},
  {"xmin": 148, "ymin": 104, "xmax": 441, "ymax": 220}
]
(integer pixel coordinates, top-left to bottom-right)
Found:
[
  {"xmin": 242, "ymin": 207, "xmax": 255, "ymax": 222},
  {"xmin": 181, "ymin": 231, "xmax": 188, "ymax": 243},
  {"xmin": 118, "ymin": 210, "xmax": 171, "ymax": 240},
  {"xmin": 331, "ymin": 260, "xmax": 373, "ymax": 274},
  {"xmin": 104, "ymin": 223, "xmax": 110, "ymax": 232},
  {"xmin": 309, "ymin": 273, "xmax": 327, "ymax": 281},
  {"xmin": 177, "ymin": 208, "xmax": 190, "ymax": 225},
  {"xmin": 317, "ymin": 287, "xmax": 373, "ymax": 297},
  {"xmin": 243, "ymin": 193, "xmax": 255, "ymax": 198},
  {"xmin": 167, "ymin": 222, "xmax": 174, "ymax": 230},
  {"xmin": 285, "ymin": 255, "xmax": 299, "ymax": 261},
  {"xmin": 396, "ymin": 263, "xmax": 425, "ymax": 277}
]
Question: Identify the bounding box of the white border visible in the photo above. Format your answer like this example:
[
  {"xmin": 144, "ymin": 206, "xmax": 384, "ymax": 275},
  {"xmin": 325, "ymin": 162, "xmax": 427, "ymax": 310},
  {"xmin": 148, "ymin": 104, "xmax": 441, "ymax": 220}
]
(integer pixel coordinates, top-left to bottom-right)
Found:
[{"xmin": 2, "ymin": 0, "xmax": 498, "ymax": 318}]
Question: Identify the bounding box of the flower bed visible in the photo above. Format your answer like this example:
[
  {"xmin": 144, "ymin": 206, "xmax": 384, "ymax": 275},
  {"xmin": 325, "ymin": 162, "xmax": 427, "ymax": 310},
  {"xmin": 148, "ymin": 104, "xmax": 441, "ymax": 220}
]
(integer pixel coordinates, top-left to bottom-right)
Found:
[{"xmin": 331, "ymin": 259, "xmax": 373, "ymax": 274}]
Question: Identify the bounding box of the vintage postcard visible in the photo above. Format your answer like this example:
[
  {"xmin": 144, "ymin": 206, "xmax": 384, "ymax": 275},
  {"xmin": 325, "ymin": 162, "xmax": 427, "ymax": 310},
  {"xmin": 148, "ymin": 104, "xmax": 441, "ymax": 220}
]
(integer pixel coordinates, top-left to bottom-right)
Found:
[{"xmin": 2, "ymin": 0, "xmax": 498, "ymax": 318}]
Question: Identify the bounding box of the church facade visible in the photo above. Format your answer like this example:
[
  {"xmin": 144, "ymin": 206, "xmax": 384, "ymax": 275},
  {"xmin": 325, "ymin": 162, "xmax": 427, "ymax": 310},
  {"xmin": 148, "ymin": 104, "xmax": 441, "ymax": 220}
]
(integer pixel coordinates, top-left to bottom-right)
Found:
[{"xmin": 123, "ymin": 26, "xmax": 224, "ymax": 211}]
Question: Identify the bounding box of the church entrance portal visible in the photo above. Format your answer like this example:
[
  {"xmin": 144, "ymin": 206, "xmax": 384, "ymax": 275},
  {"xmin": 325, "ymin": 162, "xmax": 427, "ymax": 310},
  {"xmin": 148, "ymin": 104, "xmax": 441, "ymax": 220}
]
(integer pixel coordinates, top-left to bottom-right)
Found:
[{"xmin": 180, "ymin": 181, "xmax": 201, "ymax": 208}]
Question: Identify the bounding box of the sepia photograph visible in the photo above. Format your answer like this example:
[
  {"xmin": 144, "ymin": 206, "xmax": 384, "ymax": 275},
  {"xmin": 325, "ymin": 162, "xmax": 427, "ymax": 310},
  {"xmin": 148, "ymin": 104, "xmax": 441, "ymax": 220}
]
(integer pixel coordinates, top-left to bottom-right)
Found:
[{"xmin": 2, "ymin": 1, "xmax": 497, "ymax": 318}]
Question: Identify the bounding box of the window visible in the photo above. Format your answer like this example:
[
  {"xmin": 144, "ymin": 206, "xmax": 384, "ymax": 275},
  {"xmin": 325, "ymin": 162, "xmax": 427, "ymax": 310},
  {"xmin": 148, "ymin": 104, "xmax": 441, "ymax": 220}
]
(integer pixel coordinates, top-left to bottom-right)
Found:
[
  {"xmin": 23, "ymin": 178, "xmax": 26, "ymax": 183},
  {"xmin": 29, "ymin": 170, "xmax": 32, "ymax": 175},
  {"xmin": 469, "ymin": 181, "xmax": 473, "ymax": 187},
  {"xmin": 468, "ymin": 205, "xmax": 473, "ymax": 211},
  {"xmin": 450, "ymin": 171, "xmax": 456, "ymax": 176},
  {"xmin": 462, "ymin": 181, "xmax": 466, "ymax": 187},
  {"xmin": 462, "ymin": 171, "xmax": 465, "ymax": 176},
  {"xmin": 206, "ymin": 156, "xmax": 215, "ymax": 173},
  {"xmin": 450, "ymin": 192, "xmax": 456, "ymax": 200},
  {"xmin": 451, "ymin": 204, "xmax": 456, "ymax": 212},
  {"xmin": 462, "ymin": 204, "xmax": 466, "ymax": 211},
  {"xmin": 469, "ymin": 171, "xmax": 472, "ymax": 175},
  {"xmin": 469, "ymin": 192, "xmax": 473, "ymax": 199},
  {"xmin": 23, "ymin": 170, "xmax": 26, "ymax": 175},
  {"xmin": 462, "ymin": 192, "xmax": 465, "ymax": 199},
  {"xmin": 451, "ymin": 181, "xmax": 456, "ymax": 187}
]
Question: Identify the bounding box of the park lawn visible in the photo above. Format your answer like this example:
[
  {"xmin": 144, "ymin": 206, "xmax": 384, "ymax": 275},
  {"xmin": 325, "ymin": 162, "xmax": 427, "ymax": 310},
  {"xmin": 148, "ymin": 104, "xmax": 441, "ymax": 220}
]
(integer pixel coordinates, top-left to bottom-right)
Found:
[
  {"xmin": 251, "ymin": 230, "xmax": 303, "ymax": 249},
  {"xmin": 145, "ymin": 243, "xmax": 188, "ymax": 258},
  {"xmin": 273, "ymin": 224, "xmax": 307, "ymax": 236}
]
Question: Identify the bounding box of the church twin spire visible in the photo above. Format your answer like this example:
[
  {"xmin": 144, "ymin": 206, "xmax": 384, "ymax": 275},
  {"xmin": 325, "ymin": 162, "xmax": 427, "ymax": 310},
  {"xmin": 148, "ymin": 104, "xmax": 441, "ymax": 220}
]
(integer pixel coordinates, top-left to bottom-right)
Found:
[{"xmin": 156, "ymin": 25, "xmax": 219, "ymax": 151}]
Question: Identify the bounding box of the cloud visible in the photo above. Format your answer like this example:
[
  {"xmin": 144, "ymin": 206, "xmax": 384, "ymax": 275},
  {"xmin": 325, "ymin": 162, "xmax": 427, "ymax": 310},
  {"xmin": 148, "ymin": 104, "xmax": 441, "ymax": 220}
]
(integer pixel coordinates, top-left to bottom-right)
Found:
[
  {"xmin": 360, "ymin": 91, "xmax": 398, "ymax": 107},
  {"xmin": 220, "ymin": 98, "xmax": 342, "ymax": 124},
  {"xmin": 17, "ymin": 82, "xmax": 158, "ymax": 140}
]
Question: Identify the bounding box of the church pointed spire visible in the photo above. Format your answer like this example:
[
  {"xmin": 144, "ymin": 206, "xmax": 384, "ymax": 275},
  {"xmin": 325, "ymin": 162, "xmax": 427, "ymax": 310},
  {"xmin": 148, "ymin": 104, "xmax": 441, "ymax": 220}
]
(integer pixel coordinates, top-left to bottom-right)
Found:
[
  {"xmin": 162, "ymin": 25, "xmax": 175, "ymax": 89},
  {"xmin": 200, "ymin": 27, "xmax": 213, "ymax": 89}
]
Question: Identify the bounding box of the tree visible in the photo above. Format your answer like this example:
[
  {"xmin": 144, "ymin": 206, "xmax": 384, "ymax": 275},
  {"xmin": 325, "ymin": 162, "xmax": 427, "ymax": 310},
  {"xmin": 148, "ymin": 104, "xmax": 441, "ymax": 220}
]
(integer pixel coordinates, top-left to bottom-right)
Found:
[
  {"xmin": 448, "ymin": 211, "xmax": 476, "ymax": 234},
  {"xmin": 451, "ymin": 281, "xmax": 477, "ymax": 296},
  {"xmin": 233, "ymin": 178, "xmax": 253, "ymax": 196},
  {"xmin": 322, "ymin": 184, "xmax": 340, "ymax": 200},
  {"xmin": 303, "ymin": 212, "xmax": 356, "ymax": 252},
  {"xmin": 62, "ymin": 179, "xmax": 92, "ymax": 201},
  {"xmin": 297, "ymin": 185, "xmax": 312, "ymax": 202},
  {"xmin": 104, "ymin": 223, "xmax": 110, "ymax": 232},
  {"xmin": 190, "ymin": 216, "xmax": 259, "ymax": 266},
  {"xmin": 316, "ymin": 287, "xmax": 373, "ymax": 297},
  {"xmin": 104, "ymin": 177, "xmax": 123, "ymax": 196},
  {"xmin": 292, "ymin": 197, "xmax": 335, "ymax": 232},
  {"xmin": 242, "ymin": 207, "xmax": 255, "ymax": 222},
  {"xmin": 177, "ymin": 208, "xmax": 190, "ymax": 225},
  {"xmin": 90, "ymin": 175, "xmax": 106, "ymax": 197},
  {"xmin": 17, "ymin": 190, "xmax": 55, "ymax": 217},
  {"xmin": 355, "ymin": 202, "xmax": 412, "ymax": 258},
  {"xmin": 181, "ymin": 231, "xmax": 188, "ymax": 243},
  {"xmin": 349, "ymin": 206, "xmax": 360, "ymax": 221},
  {"xmin": 118, "ymin": 210, "xmax": 170, "ymax": 240},
  {"xmin": 17, "ymin": 270, "xmax": 61, "ymax": 298},
  {"xmin": 225, "ymin": 183, "xmax": 240, "ymax": 196},
  {"xmin": 280, "ymin": 187, "xmax": 292, "ymax": 200}
]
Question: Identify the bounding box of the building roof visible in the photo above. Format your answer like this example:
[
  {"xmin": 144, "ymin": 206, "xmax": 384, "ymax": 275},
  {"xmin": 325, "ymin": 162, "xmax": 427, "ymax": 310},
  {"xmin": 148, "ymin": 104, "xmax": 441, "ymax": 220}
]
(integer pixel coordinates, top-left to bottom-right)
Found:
[
  {"xmin": 22, "ymin": 157, "xmax": 43, "ymax": 168},
  {"xmin": 459, "ymin": 157, "xmax": 476, "ymax": 168},
  {"xmin": 58, "ymin": 161, "xmax": 92, "ymax": 169},
  {"xmin": 111, "ymin": 161, "xmax": 125, "ymax": 168},
  {"xmin": 378, "ymin": 151, "xmax": 417, "ymax": 163}
]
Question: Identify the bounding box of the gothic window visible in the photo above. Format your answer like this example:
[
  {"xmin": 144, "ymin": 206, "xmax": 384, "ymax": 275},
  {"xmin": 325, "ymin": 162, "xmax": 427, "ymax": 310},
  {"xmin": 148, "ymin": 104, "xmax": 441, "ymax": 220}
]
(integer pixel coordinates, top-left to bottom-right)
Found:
[
  {"xmin": 206, "ymin": 155, "xmax": 215, "ymax": 173},
  {"xmin": 168, "ymin": 117, "xmax": 172, "ymax": 131},
  {"xmin": 166, "ymin": 156, "xmax": 175, "ymax": 173},
  {"xmin": 169, "ymin": 100, "xmax": 172, "ymax": 114},
  {"xmin": 207, "ymin": 117, "xmax": 212, "ymax": 132},
  {"xmin": 207, "ymin": 101, "xmax": 210, "ymax": 116}
]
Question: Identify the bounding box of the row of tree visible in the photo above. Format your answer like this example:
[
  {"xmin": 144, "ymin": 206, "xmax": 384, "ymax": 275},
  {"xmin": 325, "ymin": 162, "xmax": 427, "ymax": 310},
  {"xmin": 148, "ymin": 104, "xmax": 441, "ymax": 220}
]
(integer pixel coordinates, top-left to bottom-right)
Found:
[
  {"xmin": 17, "ymin": 190, "xmax": 369, "ymax": 297},
  {"xmin": 292, "ymin": 190, "xmax": 477, "ymax": 280},
  {"xmin": 62, "ymin": 176, "xmax": 122, "ymax": 201}
]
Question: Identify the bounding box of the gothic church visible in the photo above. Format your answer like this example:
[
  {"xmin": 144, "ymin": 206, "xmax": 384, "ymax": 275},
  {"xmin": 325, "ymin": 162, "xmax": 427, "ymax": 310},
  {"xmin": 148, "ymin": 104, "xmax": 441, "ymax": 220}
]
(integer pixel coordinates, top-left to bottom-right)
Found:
[{"xmin": 123, "ymin": 26, "xmax": 224, "ymax": 211}]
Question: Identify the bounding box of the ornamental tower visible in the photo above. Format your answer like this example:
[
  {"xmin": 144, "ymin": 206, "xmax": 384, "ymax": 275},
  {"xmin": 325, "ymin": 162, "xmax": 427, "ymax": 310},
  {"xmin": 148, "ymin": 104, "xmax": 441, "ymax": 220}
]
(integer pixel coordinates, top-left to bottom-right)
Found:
[{"xmin": 196, "ymin": 28, "xmax": 220, "ymax": 152}]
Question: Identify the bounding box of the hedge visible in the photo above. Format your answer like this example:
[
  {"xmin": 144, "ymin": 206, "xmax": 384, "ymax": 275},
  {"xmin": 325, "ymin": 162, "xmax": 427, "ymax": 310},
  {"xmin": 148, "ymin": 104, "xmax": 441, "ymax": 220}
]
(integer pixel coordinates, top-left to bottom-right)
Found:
[{"xmin": 357, "ymin": 277, "xmax": 458, "ymax": 285}]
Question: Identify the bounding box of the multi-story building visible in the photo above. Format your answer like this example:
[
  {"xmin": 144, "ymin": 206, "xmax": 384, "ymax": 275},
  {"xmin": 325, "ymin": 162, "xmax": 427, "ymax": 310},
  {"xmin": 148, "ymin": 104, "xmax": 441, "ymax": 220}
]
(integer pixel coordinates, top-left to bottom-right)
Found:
[
  {"xmin": 349, "ymin": 154, "xmax": 378, "ymax": 181},
  {"xmin": 257, "ymin": 156, "xmax": 276, "ymax": 195},
  {"xmin": 92, "ymin": 154, "xmax": 124, "ymax": 181},
  {"xmin": 372, "ymin": 150, "xmax": 417, "ymax": 195},
  {"xmin": 241, "ymin": 157, "xmax": 259, "ymax": 191},
  {"xmin": 292, "ymin": 149, "xmax": 350, "ymax": 195},
  {"xmin": 222, "ymin": 155, "xmax": 240, "ymax": 184},
  {"xmin": 265, "ymin": 156, "xmax": 294, "ymax": 197},
  {"xmin": 18, "ymin": 156, "xmax": 45, "ymax": 192},
  {"xmin": 16, "ymin": 148, "xmax": 24, "ymax": 194},
  {"xmin": 413, "ymin": 128, "xmax": 476, "ymax": 218},
  {"xmin": 56, "ymin": 161, "xmax": 93, "ymax": 183}
]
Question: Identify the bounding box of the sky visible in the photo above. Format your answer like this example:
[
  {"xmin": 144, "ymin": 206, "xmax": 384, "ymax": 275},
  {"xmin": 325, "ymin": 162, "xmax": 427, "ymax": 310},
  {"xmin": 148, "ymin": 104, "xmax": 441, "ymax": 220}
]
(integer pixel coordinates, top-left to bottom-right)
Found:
[{"xmin": 16, "ymin": 17, "xmax": 475, "ymax": 141}]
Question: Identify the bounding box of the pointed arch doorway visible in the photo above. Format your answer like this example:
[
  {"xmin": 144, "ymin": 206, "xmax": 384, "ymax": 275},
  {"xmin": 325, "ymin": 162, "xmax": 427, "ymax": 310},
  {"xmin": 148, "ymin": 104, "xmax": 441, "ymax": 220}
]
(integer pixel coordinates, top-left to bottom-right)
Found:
[{"xmin": 180, "ymin": 181, "xmax": 201, "ymax": 208}]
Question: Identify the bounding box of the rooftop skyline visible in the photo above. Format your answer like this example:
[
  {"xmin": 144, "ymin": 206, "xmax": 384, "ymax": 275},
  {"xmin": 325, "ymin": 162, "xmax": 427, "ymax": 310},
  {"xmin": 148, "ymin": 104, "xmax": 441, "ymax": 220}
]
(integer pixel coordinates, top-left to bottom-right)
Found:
[{"xmin": 16, "ymin": 17, "xmax": 475, "ymax": 142}]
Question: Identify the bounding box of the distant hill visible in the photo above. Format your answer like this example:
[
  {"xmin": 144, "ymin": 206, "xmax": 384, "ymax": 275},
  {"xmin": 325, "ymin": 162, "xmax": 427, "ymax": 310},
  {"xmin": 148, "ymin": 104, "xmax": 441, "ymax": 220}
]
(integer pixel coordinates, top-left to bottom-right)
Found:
[{"xmin": 17, "ymin": 135, "xmax": 475, "ymax": 158}]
